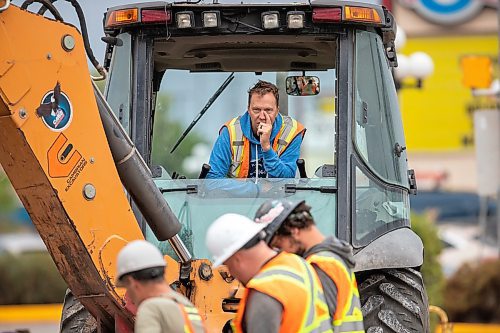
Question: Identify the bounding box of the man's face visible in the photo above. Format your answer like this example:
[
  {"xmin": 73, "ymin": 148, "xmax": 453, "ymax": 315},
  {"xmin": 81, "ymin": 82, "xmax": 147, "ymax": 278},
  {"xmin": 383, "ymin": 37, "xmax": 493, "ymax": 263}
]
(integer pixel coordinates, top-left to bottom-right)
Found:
[
  {"xmin": 248, "ymin": 92, "xmax": 279, "ymax": 135},
  {"xmin": 270, "ymin": 233, "xmax": 306, "ymax": 257},
  {"xmin": 122, "ymin": 277, "xmax": 145, "ymax": 306}
]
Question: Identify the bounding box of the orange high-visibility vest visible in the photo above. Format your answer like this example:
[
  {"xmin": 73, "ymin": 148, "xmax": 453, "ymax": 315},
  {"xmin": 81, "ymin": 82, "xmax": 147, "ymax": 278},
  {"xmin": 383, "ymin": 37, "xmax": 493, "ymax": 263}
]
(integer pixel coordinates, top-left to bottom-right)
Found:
[
  {"xmin": 307, "ymin": 252, "xmax": 365, "ymax": 333},
  {"xmin": 232, "ymin": 252, "xmax": 332, "ymax": 333},
  {"xmin": 221, "ymin": 114, "xmax": 305, "ymax": 178}
]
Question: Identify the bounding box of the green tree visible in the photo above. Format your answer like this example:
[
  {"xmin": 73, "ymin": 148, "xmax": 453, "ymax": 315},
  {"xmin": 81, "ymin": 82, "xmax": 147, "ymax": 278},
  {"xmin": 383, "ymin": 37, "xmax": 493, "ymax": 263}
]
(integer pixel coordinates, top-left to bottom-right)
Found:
[
  {"xmin": 151, "ymin": 93, "xmax": 205, "ymax": 178},
  {"xmin": 411, "ymin": 212, "xmax": 445, "ymax": 308},
  {"xmin": 0, "ymin": 172, "xmax": 16, "ymax": 212},
  {"xmin": 411, "ymin": 212, "xmax": 446, "ymax": 331},
  {"xmin": 0, "ymin": 253, "xmax": 67, "ymax": 304}
]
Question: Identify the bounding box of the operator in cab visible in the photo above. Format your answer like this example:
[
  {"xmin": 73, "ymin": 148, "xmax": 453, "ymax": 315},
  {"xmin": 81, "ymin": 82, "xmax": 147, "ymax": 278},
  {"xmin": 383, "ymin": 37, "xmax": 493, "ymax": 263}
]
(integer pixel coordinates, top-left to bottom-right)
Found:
[{"xmin": 207, "ymin": 80, "xmax": 305, "ymax": 179}]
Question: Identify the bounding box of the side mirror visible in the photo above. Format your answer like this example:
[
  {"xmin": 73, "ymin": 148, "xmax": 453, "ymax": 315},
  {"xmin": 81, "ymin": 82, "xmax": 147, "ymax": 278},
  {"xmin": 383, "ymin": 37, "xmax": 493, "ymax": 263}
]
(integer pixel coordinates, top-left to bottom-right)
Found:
[{"xmin": 286, "ymin": 76, "xmax": 320, "ymax": 96}]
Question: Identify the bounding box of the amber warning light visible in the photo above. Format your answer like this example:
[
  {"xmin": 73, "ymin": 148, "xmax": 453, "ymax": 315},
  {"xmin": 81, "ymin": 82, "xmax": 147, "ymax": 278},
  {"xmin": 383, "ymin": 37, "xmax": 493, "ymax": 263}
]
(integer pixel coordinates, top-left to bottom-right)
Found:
[
  {"xmin": 344, "ymin": 6, "xmax": 381, "ymax": 23},
  {"xmin": 106, "ymin": 8, "xmax": 139, "ymax": 27}
]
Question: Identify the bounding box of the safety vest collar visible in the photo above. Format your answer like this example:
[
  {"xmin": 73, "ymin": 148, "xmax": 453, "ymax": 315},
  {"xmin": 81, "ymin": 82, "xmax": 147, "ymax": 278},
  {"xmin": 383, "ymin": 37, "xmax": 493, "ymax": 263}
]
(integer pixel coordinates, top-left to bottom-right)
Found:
[{"xmin": 222, "ymin": 114, "xmax": 305, "ymax": 178}]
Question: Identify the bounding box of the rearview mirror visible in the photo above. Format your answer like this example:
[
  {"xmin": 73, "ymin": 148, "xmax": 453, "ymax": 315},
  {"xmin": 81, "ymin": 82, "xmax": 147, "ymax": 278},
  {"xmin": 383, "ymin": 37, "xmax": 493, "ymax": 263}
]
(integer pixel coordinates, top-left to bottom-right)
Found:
[{"xmin": 286, "ymin": 76, "xmax": 320, "ymax": 96}]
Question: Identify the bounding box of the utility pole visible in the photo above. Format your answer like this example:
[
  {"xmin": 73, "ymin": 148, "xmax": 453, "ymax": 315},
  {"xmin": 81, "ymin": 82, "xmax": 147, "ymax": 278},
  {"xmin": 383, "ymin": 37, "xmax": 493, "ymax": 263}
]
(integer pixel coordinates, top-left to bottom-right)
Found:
[{"xmin": 461, "ymin": 53, "xmax": 499, "ymax": 255}]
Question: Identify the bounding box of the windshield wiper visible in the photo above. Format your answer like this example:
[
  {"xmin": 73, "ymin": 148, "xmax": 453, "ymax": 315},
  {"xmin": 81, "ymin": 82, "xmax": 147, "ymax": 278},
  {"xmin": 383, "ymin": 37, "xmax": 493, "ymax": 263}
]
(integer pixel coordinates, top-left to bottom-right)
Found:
[
  {"xmin": 170, "ymin": 72, "xmax": 235, "ymax": 153},
  {"xmin": 159, "ymin": 185, "xmax": 198, "ymax": 194},
  {"xmin": 285, "ymin": 184, "xmax": 337, "ymax": 194}
]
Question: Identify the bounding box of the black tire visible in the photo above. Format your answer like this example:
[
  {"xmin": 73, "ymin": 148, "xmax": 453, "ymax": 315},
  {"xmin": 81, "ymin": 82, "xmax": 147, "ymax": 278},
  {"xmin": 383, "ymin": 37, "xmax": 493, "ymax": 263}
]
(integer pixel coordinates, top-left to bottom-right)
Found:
[
  {"xmin": 358, "ymin": 268, "xmax": 430, "ymax": 333},
  {"xmin": 60, "ymin": 289, "xmax": 97, "ymax": 333}
]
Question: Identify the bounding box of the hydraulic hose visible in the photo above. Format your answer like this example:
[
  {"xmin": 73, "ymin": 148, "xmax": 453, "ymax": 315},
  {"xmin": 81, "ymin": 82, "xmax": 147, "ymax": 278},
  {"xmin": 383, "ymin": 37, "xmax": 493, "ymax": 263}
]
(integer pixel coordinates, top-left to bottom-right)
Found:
[
  {"xmin": 92, "ymin": 84, "xmax": 183, "ymax": 243},
  {"xmin": 20, "ymin": 0, "xmax": 64, "ymax": 21}
]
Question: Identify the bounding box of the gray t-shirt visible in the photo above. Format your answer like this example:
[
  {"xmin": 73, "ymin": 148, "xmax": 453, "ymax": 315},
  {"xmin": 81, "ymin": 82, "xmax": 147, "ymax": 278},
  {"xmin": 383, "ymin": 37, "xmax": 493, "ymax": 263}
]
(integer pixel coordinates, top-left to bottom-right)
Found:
[
  {"xmin": 242, "ymin": 290, "xmax": 283, "ymax": 333},
  {"xmin": 135, "ymin": 291, "xmax": 205, "ymax": 333}
]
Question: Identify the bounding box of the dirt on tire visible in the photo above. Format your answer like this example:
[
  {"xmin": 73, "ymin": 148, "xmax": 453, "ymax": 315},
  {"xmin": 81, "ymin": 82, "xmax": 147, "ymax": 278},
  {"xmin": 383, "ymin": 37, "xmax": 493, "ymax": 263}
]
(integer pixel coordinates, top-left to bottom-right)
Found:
[{"xmin": 358, "ymin": 268, "xmax": 430, "ymax": 333}]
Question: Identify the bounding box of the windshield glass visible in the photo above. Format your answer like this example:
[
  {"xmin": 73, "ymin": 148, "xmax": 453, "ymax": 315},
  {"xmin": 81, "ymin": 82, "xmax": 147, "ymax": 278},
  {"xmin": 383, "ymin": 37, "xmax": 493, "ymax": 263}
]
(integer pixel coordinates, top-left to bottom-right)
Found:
[
  {"xmin": 151, "ymin": 70, "xmax": 336, "ymax": 178},
  {"xmin": 104, "ymin": 33, "xmax": 132, "ymax": 133},
  {"xmin": 148, "ymin": 68, "xmax": 338, "ymax": 258},
  {"xmin": 147, "ymin": 177, "xmax": 336, "ymax": 259},
  {"xmin": 353, "ymin": 30, "xmax": 409, "ymax": 188}
]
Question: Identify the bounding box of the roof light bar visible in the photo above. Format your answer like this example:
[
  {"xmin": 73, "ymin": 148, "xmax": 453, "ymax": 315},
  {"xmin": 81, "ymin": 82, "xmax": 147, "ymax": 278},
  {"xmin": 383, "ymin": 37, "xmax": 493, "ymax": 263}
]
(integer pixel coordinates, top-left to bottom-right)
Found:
[
  {"xmin": 262, "ymin": 11, "xmax": 280, "ymax": 29},
  {"xmin": 142, "ymin": 9, "xmax": 172, "ymax": 24},
  {"xmin": 312, "ymin": 8, "xmax": 342, "ymax": 23},
  {"xmin": 176, "ymin": 11, "xmax": 195, "ymax": 29},
  {"xmin": 203, "ymin": 11, "xmax": 220, "ymax": 28},
  {"xmin": 344, "ymin": 6, "xmax": 381, "ymax": 23},
  {"xmin": 287, "ymin": 11, "xmax": 305, "ymax": 29},
  {"xmin": 106, "ymin": 8, "xmax": 139, "ymax": 27}
]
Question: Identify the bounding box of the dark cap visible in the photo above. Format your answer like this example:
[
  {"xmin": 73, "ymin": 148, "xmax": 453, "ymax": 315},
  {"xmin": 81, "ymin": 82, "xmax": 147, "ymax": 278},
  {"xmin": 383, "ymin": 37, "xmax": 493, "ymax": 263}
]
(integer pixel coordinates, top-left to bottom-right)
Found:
[{"xmin": 254, "ymin": 199, "xmax": 305, "ymax": 244}]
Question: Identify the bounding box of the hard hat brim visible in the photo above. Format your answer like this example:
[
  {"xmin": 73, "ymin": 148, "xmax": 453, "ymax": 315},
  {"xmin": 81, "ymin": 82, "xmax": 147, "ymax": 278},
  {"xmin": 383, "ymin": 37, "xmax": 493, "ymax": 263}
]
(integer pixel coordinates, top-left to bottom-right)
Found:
[
  {"xmin": 115, "ymin": 275, "xmax": 126, "ymax": 288},
  {"xmin": 262, "ymin": 200, "xmax": 305, "ymax": 244}
]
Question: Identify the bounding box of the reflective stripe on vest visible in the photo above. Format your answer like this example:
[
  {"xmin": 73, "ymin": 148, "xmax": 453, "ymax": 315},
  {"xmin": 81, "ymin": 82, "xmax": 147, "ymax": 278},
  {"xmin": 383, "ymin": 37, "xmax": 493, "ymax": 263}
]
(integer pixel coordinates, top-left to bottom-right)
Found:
[
  {"xmin": 307, "ymin": 252, "xmax": 365, "ymax": 333},
  {"xmin": 232, "ymin": 252, "xmax": 333, "ymax": 333},
  {"xmin": 176, "ymin": 303, "xmax": 206, "ymax": 333},
  {"xmin": 222, "ymin": 114, "xmax": 305, "ymax": 178}
]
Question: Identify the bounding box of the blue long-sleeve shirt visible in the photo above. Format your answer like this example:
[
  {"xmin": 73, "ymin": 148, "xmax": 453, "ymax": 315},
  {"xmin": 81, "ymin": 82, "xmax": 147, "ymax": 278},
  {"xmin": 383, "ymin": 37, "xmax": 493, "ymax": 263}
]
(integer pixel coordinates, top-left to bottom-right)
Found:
[{"xmin": 207, "ymin": 112, "xmax": 303, "ymax": 179}]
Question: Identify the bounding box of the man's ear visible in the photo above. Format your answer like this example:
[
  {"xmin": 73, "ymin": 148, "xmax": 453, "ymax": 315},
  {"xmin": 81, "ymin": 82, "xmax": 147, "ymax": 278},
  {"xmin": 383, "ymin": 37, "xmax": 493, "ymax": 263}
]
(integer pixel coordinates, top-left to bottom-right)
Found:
[{"xmin": 290, "ymin": 227, "xmax": 301, "ymax": 238}]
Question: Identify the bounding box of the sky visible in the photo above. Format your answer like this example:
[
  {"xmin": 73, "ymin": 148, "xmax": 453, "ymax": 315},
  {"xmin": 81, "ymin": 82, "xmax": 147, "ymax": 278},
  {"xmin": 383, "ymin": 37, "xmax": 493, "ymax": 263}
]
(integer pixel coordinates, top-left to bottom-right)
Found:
[{"xmin": 11, "ymin": 0, "xmax": 159, "ymax": 62}]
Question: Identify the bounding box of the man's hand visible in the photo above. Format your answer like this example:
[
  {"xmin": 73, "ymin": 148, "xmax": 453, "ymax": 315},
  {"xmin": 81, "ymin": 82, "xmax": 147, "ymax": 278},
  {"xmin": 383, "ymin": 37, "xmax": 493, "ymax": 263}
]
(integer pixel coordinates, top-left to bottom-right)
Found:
[{"xmin": 258, "ymin": 112, "xmax": 273, "ymax": 152}]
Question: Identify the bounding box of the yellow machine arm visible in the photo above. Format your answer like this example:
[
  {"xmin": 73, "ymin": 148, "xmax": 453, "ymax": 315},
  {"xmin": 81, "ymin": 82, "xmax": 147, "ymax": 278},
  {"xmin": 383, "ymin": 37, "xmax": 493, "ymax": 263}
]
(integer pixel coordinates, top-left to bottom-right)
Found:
[
  {"xmin": 0, "ymin": 4, "xmax": 146, "ymax": 329},
  {"xmin": 0, "ymin": 4, "xmax": 240, "ymax": 332},
  {"xmin": 0, "ymin": 4, "xmax": 182, "ymax": 331}
]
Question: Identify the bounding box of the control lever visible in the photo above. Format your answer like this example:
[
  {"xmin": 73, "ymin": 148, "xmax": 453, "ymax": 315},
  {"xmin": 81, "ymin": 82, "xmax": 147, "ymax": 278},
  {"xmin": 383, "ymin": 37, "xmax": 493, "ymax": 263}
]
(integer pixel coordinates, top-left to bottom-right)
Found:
[
  {"xmin": 199, "ymin": 164, "xmax": 211, "ymax": 179},
  {"xmin": 297, "ymin": 159, "xmax": 307, "ymax": 178}
]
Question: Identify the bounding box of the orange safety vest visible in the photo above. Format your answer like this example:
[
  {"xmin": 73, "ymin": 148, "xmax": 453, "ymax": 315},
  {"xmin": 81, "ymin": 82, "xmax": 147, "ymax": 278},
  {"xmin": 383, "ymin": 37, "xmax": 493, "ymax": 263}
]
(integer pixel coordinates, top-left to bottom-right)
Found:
[
  {"xmin": 221, "ymin": 114, "xmax": 306, "ymax": 178},
  {"xmin": 232, "ymin": 252, "xmax": 332, "ymax": 333},
  {"xmin": 307, "ymin": 252, "xmax": 365, "ymax": 333}
]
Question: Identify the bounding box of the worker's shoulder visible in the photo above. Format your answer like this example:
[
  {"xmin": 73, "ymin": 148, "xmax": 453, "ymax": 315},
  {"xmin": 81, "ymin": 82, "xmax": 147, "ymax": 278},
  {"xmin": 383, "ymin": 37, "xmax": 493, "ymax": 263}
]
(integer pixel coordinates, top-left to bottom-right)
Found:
[
  {"xmin": 138, "ymin": 296, "xmax": 178, "ymax": 311},
  {"xmin": 139, "ymin": 292, "xmax": 193, "ymax": 310}
]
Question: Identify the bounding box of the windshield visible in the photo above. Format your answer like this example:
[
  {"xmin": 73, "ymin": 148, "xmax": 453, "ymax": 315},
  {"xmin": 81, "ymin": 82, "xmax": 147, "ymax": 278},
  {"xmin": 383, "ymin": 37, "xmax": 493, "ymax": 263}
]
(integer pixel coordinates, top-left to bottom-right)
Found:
[
  {"xmin": 104, "ymin": 33, "xmax": 342, "ymax": 258},
  {"xmin": 147, "ymin": 69, "xmax": 338, "ymax": 258},
  {"xmin": 147, "ymin": 177, "xmax": 336, "ymax": 259},
  {"xmin": 151, "ymin": 70, "xmax": 336, "ymax": 178}
]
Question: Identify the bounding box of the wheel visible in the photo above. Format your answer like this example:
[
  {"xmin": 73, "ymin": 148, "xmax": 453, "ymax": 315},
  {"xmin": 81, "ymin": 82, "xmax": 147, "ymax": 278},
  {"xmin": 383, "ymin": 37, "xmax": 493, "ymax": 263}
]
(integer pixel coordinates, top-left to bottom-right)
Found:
[
  {"xmin": 358, "ymin": 268, "xmax": 430, "ymax": 333},
  {"xmin": 60, "ymin": 289, "xmax": 97, "ymax": 333}
]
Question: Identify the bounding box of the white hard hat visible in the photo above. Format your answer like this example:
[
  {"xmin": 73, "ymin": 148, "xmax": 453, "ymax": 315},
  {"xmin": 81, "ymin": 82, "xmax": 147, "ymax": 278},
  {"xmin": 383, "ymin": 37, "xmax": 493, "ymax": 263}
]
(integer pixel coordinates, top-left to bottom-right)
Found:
[
  {"xmin": 116, "ymin": 240, "xmax": 166, "ymax": 285},
  {"xmin": 206, "ymin": 213, "xmax": 267, "ymax": 267}
]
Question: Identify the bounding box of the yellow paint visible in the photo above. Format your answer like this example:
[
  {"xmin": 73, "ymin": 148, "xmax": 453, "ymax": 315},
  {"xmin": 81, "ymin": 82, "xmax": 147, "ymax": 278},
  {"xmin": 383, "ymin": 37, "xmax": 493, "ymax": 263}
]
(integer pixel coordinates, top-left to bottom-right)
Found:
[
  {"xmin": 399, "ymin": 35, "xmax": 498, "ymax": 151},
  {"xmin": 0, "ymin": 304, "xmax": 62, "ymax": 322},
  {"xmin": 435, "ymin": 323, "xmax": 500, "ymax": 333}
]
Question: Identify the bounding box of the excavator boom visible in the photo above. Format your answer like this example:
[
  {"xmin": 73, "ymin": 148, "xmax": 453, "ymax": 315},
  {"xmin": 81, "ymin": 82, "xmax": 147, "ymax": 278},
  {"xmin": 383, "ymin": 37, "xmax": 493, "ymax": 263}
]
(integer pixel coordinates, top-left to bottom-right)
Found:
[{"xmin": 0, "ymin": 5, "xmax": 159, "ymax": 331}]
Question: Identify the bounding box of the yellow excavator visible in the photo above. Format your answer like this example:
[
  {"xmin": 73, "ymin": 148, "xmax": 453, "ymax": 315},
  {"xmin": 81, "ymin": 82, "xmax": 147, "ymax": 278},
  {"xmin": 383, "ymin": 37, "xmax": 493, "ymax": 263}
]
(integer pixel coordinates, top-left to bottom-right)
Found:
[{"xmin": 0, "ymin": 0, "xmax": 430, "ymax": 332}]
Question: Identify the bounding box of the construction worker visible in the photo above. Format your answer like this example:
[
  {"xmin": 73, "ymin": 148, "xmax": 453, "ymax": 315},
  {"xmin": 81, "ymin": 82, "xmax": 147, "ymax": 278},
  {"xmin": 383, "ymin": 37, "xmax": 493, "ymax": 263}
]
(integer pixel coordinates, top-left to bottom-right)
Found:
[
  {"xmin": 255, "ymin": 200, "xmax": 365, "ymax": 333},
  {"xmin": 207, "ymin": 80, "xmax": 306, "ymax": 179},
  {"xmin": 116, "ymin": 240, "xmax": 206, "ymax": 333},
  {"xmin": 205, "ymin": 213, "xmax": 332, "ymax": 333}
]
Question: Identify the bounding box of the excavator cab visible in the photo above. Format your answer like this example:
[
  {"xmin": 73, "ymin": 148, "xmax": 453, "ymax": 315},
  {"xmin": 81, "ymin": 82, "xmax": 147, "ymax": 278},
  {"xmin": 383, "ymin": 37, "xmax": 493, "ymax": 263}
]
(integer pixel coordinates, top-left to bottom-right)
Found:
[
  {"xmin": 102, "ymin": 1, "xmax": 428, "ymax": 332},
  {"xmin": 0, "ymin": 0, "xmax": 429, "ymax": 332}
]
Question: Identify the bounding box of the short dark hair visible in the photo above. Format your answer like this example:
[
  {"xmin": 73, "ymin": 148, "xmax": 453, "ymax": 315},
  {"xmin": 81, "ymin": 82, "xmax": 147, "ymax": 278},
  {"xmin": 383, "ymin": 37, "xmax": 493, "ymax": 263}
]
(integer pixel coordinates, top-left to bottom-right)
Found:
[
  {"xmin": 274, "ymin": 203, "xmax": 315, "ymax": 236},
  {"xmin": 119, "ymin": 266, "xmax": 165, "ymax": 284},
  {"xmin": 248, "ymin": 80, "xmax": 279, "ymax": 107}
]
